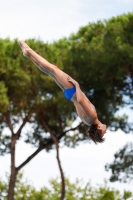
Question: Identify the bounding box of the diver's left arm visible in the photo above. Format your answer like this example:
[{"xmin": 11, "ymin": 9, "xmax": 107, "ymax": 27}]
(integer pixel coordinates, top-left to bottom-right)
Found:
[
  {"xmin": 67, "ymin": 76, "xmax": 97, "ymax": 120},
  {"xmin": 67, "ymin": 76, "xmax": 84, "ymax": 103}
]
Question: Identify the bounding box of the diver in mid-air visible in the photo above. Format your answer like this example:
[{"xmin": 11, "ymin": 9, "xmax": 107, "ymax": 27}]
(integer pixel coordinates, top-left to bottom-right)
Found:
[{"xmin": 19, "ymin": 41, "xmax": 107, "ymax": 144}]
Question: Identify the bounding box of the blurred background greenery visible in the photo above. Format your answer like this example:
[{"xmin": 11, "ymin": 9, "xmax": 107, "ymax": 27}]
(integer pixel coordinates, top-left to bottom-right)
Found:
[{"xmin": 0, "ymin": 1, "xmax": 133, "ymax": 199}]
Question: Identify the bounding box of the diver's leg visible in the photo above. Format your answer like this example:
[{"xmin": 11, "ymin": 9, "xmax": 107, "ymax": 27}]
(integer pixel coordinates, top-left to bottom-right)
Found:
[{"xmin": 19, "ymin": 41, "xmax": 74, "ymax": 90}]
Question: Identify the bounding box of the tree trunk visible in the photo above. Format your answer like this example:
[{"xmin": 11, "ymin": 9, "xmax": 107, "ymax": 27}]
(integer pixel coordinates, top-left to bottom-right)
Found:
[
  {"xmin": 7, "ymin": 136, "xmax": 17, "ymax": 200},
  {"xmin": 7, "ymin": 168, "xmax": 17, "ymax": 200},
  {"xmin": 39, "ymin": 113, "xmax": 65, "ymax": 200}
]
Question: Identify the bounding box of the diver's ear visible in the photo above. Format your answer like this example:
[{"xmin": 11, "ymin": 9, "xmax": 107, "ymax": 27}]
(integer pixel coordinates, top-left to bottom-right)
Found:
[{"xmin": 97, "ymin": 124, "xmax": 102, "ymax": 130}]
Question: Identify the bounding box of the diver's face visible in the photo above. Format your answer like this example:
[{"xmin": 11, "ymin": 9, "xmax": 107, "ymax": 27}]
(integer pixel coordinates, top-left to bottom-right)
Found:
[{"xmin": 98, "ymin": 124, "xmax": 107, "ymax": 137}]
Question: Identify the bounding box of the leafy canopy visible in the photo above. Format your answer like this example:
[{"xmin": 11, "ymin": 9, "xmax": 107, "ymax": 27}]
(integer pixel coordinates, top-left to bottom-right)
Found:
[{"xmin": 0, "ymin": 173, "xmax": 132, "ymax": 200}]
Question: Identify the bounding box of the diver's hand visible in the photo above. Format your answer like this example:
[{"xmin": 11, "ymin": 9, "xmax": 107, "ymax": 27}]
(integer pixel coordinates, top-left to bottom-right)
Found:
[{"xmin": 67, "ymin": 76, "xmax": 79, "ymax": 86}]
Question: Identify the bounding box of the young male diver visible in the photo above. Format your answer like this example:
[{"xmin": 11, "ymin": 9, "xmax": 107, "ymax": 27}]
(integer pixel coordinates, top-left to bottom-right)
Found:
[{"xmin": 19, "ymin": 41, "xmax": 107, "ymax": 144}]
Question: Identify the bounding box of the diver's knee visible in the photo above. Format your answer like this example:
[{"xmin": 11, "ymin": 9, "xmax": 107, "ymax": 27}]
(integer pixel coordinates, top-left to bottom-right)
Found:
[
  {"xmin": 51, "ymin": 64, "xmax": 58, "ymax": 70},
  {"xmin": 50, "ymin": 64, "xmax": 59, "ymax": 74}
]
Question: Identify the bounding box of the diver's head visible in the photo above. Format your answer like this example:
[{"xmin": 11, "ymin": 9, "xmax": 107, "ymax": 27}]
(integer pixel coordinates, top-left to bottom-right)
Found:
[{"xmin": 87, "ymin": 123, "xmax": 106, "ymax": 144}]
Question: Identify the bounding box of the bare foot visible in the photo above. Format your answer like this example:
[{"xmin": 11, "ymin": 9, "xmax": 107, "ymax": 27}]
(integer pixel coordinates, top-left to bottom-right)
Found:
[{"xmin": 19, "ymin": 41, "xmax": 30, "ymax": 57}]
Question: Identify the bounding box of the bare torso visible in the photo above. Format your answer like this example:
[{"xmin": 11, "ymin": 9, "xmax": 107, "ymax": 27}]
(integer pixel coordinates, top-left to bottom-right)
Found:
[{"xmin": 71, "ymin": 92, "xmax": 97, "ymax": 126}]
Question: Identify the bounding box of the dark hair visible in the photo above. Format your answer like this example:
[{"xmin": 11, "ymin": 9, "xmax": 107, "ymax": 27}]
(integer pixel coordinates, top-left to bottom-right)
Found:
[{"xmin": 87, "ymin": 124, "xmax": 105, "ymax": 144}]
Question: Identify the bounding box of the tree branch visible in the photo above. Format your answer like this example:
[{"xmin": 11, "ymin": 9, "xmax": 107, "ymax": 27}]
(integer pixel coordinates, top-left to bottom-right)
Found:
[
  {"xmin": 15, "ymin": 107, "xmax": 34, "ymax": 139},
  {"xmin": 39, "ymin": 112, "xmax": 65, "ymax": 200},
  {"xmin": 16, "ymin": 145, "xmax": 44, "ymax": 171},
  {"xmin": 58, "ymin": 118, "xmax": 64, "ymax": 134},
  {"xmin": 16, "ymin": 122, "xmax": 82, "ymax": 173},
  {"xmin": 65, "ymin": 122, "xmax": 83, "ymax": 134},
  {"xmin": 5, "ymin": 112, "xmax": 14, "ymax": 135}
]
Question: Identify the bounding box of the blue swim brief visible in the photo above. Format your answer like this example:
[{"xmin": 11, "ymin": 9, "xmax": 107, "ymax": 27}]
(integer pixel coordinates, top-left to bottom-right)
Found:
[{"xmin": 63, "ymin": 87, "xmax": 76, "ymax": 101}]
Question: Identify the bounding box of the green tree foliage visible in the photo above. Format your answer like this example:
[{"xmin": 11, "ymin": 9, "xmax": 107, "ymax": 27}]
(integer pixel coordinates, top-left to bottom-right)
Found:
[
  {"xmin": 0, "ymin": 38, "xmax": 85, "ymax": 199},
  {"xmin": 105, "ymin": 142, "xmax": 133, "ymax": 183},
  {"xmin": 0, "ymin": 12, "xmax": 133, "ymax": 198},
  {"xmin": 67, "ymin": 12, "xmax": 133, "ymax": 183},
  {"xmin": 0, "ymin": 173, "xmax": 132, "ymax": 200},
  {"xmin": 69, "ymin": 13, "xmax": 133, "ymax": 132}
]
